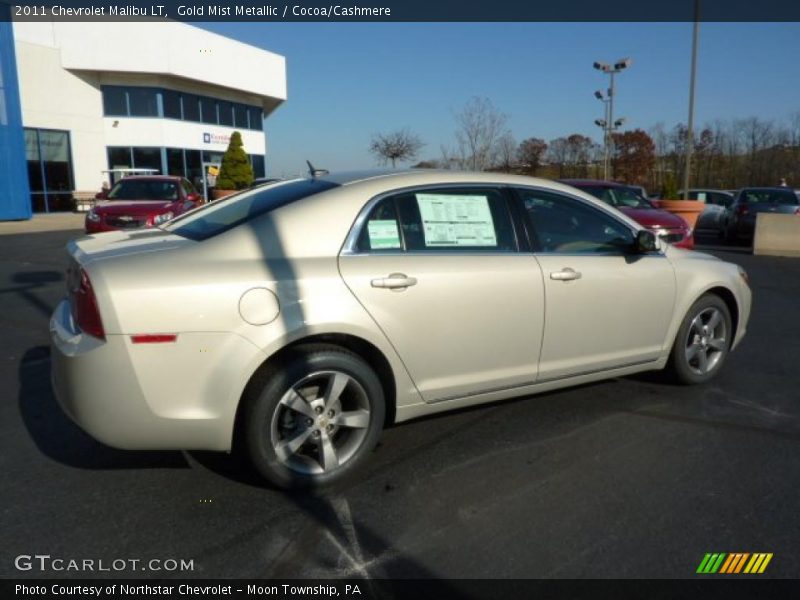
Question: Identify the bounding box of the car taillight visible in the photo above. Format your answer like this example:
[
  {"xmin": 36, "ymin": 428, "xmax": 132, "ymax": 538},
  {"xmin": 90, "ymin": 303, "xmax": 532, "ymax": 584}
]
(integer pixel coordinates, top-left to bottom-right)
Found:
[{"xmin": 70, "ymin": 268, "xmax": 105, "ymax": 340}]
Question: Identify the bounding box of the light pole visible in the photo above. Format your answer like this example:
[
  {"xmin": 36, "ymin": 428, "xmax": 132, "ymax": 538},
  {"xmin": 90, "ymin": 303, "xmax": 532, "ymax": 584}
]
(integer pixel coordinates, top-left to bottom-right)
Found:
[
  {"xmin": 683, "ymin": 0, "xmax": 700, "ymax": 199},
  {"xmin": 593, "ymin": 58, "xmax": 632, "ymax": 180}
]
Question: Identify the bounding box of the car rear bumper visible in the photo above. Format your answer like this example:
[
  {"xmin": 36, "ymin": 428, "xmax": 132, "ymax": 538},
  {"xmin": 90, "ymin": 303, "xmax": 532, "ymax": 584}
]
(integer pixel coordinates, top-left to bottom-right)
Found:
[{"xmin": 49, "ymin": 299, "xmax": 262, "ymax": 452}]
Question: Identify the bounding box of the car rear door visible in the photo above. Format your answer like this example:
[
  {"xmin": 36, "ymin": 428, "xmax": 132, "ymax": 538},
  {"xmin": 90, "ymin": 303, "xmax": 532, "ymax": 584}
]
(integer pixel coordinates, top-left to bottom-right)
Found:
[
  {"xmin": 339, "ymin": 185, "xmax": 546, "ymax": 403},
  {"xmin": 514, "ymin": 187, "xmax": 676, "ymax": 381}
]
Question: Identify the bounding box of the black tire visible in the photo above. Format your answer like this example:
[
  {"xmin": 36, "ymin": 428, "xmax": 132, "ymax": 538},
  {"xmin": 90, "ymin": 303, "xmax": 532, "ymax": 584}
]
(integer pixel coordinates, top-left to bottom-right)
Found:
[
  {"xmin": 666, "ymin": 294, "xmax": 732, "ymax": 385},
  {"xmin": 243, "ymin": 344, "xmax": 385, "ymax": 489}
]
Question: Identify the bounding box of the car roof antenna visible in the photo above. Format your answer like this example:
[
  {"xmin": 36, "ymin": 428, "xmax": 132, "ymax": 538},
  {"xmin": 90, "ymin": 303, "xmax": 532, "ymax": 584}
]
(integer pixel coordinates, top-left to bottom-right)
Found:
[{"xmin": 306, "ymin": 160, "xmax": 329, "ymax": 178}]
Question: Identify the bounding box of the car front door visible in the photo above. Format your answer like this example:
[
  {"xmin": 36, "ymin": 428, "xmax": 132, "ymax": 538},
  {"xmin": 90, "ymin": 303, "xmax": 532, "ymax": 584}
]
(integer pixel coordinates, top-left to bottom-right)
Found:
[
  {"xmin": 515, "ymin": 187, "xmax": 676, "ymax": 381},
  {"xmin": 339, "ymin": 186, "xmax": 546, "ymax": 403}
]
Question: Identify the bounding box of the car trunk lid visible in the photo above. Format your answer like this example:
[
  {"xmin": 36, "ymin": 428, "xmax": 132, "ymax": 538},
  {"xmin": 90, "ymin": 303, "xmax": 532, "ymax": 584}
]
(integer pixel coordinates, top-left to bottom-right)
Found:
[{"xmin": 69, "ymin": 228, "xmax": 193, "ymax": 266}]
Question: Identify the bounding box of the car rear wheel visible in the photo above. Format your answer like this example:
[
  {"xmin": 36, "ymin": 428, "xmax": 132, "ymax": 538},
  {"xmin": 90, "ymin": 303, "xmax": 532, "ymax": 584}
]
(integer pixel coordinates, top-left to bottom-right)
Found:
[
  {"xmin": 667, "ymin": 294, "xmax": 732, "ymax": 385},
  {"xmin": 243, "ymin": 344, "xmax": 385, "ymax": 489}
]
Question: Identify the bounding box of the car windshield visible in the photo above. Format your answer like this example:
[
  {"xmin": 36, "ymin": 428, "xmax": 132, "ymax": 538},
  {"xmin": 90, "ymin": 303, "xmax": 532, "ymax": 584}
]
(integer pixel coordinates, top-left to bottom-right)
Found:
[
  {"xmin": 107, "ymin": 179, "xmax": 179, "ymax": 201},
  {"xmin": 580, "ymin": 185, "xmax": 653, "ymax": 209},
  {"xmin": 165, "ymin": 178, "xmax": 339, "ymax": 241}
]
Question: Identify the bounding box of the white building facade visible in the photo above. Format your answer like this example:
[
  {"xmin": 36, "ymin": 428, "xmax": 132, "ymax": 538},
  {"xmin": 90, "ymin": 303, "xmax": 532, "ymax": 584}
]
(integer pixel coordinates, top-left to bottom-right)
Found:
[{"xmin": 12, "ymin": 20, "xmax": 286, "ymax": 212}]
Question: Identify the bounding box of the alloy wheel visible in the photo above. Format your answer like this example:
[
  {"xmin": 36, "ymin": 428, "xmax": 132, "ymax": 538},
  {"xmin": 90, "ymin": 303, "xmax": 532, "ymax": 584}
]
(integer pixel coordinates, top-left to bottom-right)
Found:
[
  {"xmin": 269, "ymin": 370, "xmax": 371, "ymax": 475},
  {"xmin": 684, "ymin": 307, "xmax": 727, "ymax": 376}
]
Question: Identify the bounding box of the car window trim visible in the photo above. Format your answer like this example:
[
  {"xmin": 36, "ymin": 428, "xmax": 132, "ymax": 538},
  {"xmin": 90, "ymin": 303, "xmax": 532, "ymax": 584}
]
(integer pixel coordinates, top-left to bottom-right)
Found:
[{"xmin": 340, "ymin": 183, "xmax": 522, "ymax": 257}]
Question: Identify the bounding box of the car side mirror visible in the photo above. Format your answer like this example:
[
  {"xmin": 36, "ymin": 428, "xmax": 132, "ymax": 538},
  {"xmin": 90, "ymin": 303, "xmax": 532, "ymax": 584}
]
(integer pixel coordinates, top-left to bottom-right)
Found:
[{"xmin": 635, "ymin": 229, "xmax": 659, "ymax": 253}]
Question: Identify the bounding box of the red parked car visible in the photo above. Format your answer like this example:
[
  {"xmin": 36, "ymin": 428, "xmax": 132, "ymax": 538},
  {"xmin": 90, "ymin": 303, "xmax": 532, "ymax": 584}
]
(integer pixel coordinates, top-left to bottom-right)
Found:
[
  {"xmin": 560, "ymin": 179, "xmax": 694, "ymax": 249},
  {"xmin": 86, "ymin": 176, "xmax": 202, "ymax": 234}
]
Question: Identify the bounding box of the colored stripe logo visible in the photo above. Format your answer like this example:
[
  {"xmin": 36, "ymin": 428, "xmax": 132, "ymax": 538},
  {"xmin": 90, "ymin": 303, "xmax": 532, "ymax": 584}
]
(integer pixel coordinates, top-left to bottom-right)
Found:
[{"xmin": 697, "ymin": 553, "xmax": 773, "ymax": 574}]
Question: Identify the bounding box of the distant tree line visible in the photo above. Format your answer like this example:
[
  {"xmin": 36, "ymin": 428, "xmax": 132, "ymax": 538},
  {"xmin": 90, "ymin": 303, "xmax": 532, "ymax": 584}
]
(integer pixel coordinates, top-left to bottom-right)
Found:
[{"xmin": 369, "ymin": 97, "xmax": 800, "ymax": 193}]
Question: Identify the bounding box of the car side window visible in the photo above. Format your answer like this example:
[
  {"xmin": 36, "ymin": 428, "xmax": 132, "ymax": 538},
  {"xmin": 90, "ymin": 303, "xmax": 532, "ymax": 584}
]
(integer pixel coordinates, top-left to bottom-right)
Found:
[
  {"xmin": 395, "ymin": 188, "xmax": 516, "ymax": 253},
  {"xmin": 517, "ymin": 189, "xmax": 634, "ymax": 254},
  {"xmin": 355, "ymin": 197, "xmax": 403, "ymax": 252},
  {"xmin": 356, "ymin": 188, "xmax": 516, "ymax": 253}
]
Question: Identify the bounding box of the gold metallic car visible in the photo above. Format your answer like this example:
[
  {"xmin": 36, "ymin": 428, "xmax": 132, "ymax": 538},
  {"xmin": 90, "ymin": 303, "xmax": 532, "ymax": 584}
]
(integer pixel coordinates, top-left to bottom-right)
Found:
[{"xmin": 50, "ymin": 171, "xmax": 751, "ymax": 488}]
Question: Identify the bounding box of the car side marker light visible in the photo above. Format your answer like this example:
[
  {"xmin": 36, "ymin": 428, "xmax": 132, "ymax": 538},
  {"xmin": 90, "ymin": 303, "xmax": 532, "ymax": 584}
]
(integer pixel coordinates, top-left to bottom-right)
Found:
[{"xmin": 131, "ymin": 334, "xmax": 178, "ymax": 344}]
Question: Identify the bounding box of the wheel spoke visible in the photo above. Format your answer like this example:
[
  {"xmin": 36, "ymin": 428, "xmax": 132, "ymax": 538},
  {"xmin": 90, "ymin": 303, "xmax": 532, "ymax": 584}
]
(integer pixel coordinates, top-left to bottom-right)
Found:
[
  {"xmin": 708, "ymin": 337, "xmax": 726, "ymax": 351},
  {"xmin": 696, "ymin": 348, "xmax": 709, "ymax": 373},
  {"xmin": 318, "ymin": 431, "xmax": 339, "ymax": 471},
  {"xmin": 689, "ymin": 315, "xmax": 704, "ymax": 335},
  {"xmin": 323, "ymin": 372, "xmax": 350, "ymax": 409},
  {"xmin": 280, "ymin": 389, "xmax": 317, "ymax": 419},
  {"xmin": 686, "ymin": 343, "xmax": 701, "ymax": 361},
  {"xmin": 707, "ymin": 309, "xmax": 722, "ymax": 331},
  {"xmin": 275, "ymin": 428, "xmax": 312, "ymax": 462},
  {"xmin": 334, "ymin": 409, "xmax": 370, "ymax": 429}
]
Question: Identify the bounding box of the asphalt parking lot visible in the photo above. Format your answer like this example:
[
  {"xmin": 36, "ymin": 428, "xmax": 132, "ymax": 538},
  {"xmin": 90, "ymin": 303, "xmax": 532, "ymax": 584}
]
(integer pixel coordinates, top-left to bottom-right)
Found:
[{"xmin": 1, "ymin": 228, "xmax": 799, "ymax": 580}]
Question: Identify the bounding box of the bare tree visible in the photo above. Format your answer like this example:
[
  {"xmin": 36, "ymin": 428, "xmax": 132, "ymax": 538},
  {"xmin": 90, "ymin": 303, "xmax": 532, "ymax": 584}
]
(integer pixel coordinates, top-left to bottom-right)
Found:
[
  {"xmin": 547, "ymin": 137, "xmax": 571, "ymax": 178},
  {"xmin": 453, "ymin": 97, "xmax": 509, "ymax": 171},
  {"xmin": 495, "ymin": 132, "xmax": 517, "ymax": 172},
  {"xmin": 369, "ymin": 129, "xmax": 425, "ymax": 168}
]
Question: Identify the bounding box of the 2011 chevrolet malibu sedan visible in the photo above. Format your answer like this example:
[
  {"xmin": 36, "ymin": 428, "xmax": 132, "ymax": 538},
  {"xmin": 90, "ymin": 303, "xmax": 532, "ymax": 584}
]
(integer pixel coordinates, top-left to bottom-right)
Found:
[{"xmin": 51, "ymin": 170, "xmax": 751, "ymax": 488}]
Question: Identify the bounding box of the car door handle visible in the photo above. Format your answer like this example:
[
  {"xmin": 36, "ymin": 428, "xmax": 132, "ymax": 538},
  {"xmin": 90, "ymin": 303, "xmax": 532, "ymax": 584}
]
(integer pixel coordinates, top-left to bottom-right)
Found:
[
  {"xmin": 550, "ymin": 268, "xmax": 582, "ymax": 281},
  {"xmin": 371, "ymin": 273, "xmax": 418, "ymax": 289}
]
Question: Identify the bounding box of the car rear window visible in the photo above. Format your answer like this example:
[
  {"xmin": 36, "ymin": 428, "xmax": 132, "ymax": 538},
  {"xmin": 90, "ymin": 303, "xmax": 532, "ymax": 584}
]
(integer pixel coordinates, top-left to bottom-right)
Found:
[
  {"xmin": 742, "ymin": 190, "xmax": 799, "ymax": 205},
  {"xmin": 108, "ymin": 179, "xmax": 179, "ymax": 201},
  {"xmin": 165, "ymin": 179, "xmax": 339, "ymax": 241}
]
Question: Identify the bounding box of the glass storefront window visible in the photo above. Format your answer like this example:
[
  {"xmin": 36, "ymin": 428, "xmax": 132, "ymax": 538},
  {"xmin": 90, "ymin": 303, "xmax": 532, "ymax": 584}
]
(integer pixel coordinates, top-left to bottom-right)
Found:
[
  {"xmin": 200, "ymin": 96, "xmax": 217, "ymax": 124},
  {"xmin": 163, "ymin": 90, "xmax": 182, "ymax": 119},
  {"xmin": 127, "ymin": 88, "xmax": 158, "ymax": 117},
  {"xmin": 234, "ymin": 104, "xmax": 249, "ymax": 129},
  {"xmin": 249, "ymin": 107, "xmax": 263, "ymax": 130},
  {"xmin": 25, "ymin": 128, "xmax": 74, "ymax": 212},
  {"xmin": 102, "ymin": 87, "xmax": 127, "ymax": 116},
  {"xmin": 100, "ymin": 86, "xmax": 264, "ymax": 129},
  {"xmin": 218, "ymin": 101, "xmax": 233, "ymax": 126},
  {"xmin": 183, "ymin": 94, "xmax": 200, "ymax": 122},
  {"xmin": 185, "ymin": 149, "xmax": 202, "ymax": 190},
  {"xmin": 251, "ymin": 154, "xmax": 265, "ymax": 179},
  {"xmin": 166, "ymin": 148, "xmax": 185, "ymax": 176},
  {"xmin": 107, "ymin": 147, "xmax": 132, "ymax": 170},
  {"xmin": 25, "ymin": 129, "xmax": 42, "ymax": 192},
  {"xmin": 132, "ymin": 147, "xmax": 162, "ymax": 173}
]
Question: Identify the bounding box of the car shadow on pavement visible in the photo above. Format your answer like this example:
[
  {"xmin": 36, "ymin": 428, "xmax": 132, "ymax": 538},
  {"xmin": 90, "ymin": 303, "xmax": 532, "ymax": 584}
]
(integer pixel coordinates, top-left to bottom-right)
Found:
[
  {"xmin": 18, "ymin": 345, "xmax": 189, "ymax": 470},
  {"xmin": 1, "ymin": 271, "xmax": 64, "ymax": 319}
]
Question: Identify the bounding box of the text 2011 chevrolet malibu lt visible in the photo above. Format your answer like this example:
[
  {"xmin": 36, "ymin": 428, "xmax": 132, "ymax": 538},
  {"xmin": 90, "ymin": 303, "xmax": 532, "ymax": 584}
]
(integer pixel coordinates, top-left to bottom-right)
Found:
[{"xmin": 51, "ymin": 171, "xmax": 751, "ymax": 488}]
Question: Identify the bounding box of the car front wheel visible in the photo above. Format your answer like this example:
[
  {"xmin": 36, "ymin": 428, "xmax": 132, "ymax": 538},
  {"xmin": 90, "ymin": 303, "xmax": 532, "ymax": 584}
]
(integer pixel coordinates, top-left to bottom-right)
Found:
[
  {"xmin": 243, "ymin": 344, "xmax": 385, "ymax": 489},
  {"xmin": 667, "ymin": 294, "xmax": 732, "ymax": 385}
]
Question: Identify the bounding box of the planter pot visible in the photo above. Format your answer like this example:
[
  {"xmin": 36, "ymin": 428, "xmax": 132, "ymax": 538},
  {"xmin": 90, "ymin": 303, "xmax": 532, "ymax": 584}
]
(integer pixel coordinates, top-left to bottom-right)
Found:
[
  {"xmin": 653, "ymin": 199, "xmax": 704, "ymax": 230},
  {"xmin": 212, "ymin": 188, "xmax": 237, "ymax": 200}
]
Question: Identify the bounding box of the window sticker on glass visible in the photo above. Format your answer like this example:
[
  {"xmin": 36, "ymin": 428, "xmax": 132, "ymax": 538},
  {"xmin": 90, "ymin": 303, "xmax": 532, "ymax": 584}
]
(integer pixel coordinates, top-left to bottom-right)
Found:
[
  {"xmin": 367, "ymin": 220, "xmax": 402, "ymax": 249},
  {"xmin": 416, "ymin": 194, "xmax": 497, "ymax": 247}
]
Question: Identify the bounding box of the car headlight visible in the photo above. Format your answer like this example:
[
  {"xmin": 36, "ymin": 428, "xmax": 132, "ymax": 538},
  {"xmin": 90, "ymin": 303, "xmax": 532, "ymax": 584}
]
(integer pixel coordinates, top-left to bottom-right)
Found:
[
  {"xmin": 152, "ymin": 212, "xmax": 174, "ymax": 226},
  {"xmin": 86, "ymin": 209, "xmax": 100, "ymax": 222}
]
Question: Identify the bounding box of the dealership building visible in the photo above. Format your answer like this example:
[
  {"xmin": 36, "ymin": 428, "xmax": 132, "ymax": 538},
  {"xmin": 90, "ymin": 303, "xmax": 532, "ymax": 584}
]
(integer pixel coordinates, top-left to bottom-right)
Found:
[{"xmin": 0, "ymin": 14, "xmax": 286, "ymax": 219}]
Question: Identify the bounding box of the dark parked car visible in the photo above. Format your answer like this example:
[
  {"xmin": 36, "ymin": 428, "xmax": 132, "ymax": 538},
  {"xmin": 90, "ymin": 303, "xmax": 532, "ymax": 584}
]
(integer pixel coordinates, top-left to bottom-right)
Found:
[
  {"xmin": 724, "ymin": 187, "xmax": 800, "ymax": 243},
  {"xmin": 560, "ymin": 179, "xmax": 694, "ymax": 249},
  {"xmin": 86, "ymin": 176, "xmax": 202, "ymax": 233},
  {"xmin": 679, "ymin": 189, "xmax": 734, "ymax": 237}
]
